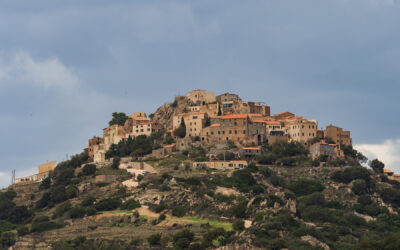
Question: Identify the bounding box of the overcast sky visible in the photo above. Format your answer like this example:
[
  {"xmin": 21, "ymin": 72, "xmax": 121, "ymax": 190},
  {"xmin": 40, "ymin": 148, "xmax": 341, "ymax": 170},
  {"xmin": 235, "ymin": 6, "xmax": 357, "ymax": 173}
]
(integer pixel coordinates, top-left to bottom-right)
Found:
[{"xmin": 1, "ymin": 0, "xmax": 399, "ymax": 187}]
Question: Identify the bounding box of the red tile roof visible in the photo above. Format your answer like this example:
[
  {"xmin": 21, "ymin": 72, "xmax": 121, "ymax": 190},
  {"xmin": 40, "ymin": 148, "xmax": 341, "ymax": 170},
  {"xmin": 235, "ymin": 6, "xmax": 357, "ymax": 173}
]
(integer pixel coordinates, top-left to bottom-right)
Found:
[
  {"xmin": 266, "ymin": 121, "xmax": 281, "ymax": 125},
  {"xmin": 384, "ymin": 169, "xmax": 394, "ymax": 173},
  {"xmin": 163, "ymin": 144, "xmax": 175, "ymax": 148},
  {"xmin": 242, "ymin": 147, "xmax": 261, "ymax": 150},
  {"xmin": 210, "ymin": 123, "xmax": 221, "ymax": 127},
  {"xmin": 220, "ymin": 114, "xmax": 248, "ymax": 119}
]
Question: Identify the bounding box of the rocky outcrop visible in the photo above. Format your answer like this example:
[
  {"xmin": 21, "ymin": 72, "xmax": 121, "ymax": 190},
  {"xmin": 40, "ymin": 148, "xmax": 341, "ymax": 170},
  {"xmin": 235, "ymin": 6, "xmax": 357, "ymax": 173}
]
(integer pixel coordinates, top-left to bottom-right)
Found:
[
  {"xmin": 152, "ymin": 96, "xmax": 194, "ymax": 131},
  {"xmin": 301, "ymin": 235, "xmax": 330, "ymax": 250}
]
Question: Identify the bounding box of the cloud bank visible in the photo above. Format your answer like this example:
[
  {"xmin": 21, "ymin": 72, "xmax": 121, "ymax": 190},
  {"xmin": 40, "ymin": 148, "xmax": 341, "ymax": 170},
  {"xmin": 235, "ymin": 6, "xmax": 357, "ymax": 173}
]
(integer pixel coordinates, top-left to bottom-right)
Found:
[{"xmin": 355, "ymin": 138, "xmax": 400, "ymax": 173}]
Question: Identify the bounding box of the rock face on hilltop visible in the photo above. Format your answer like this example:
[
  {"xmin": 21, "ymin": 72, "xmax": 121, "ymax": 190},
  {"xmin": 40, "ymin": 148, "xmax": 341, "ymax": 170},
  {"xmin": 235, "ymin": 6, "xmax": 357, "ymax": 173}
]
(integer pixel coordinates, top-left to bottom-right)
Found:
[{"xmin": 152, "ymin": 95, "xmax": 194, "ymax": 131}]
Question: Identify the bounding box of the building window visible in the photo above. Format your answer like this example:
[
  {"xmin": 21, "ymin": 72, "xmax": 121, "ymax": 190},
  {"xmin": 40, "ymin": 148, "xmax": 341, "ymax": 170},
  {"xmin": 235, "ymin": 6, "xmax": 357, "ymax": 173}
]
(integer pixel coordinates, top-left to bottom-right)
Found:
[
  {"xmin": 229, "ymin": 130, "xmax": 232, "ymax": 134},
  {"xmin": 141, "ymin": 129, "xmax": 144, "ymax": 132},
  {"xmin": 234, "ymin": 122, "xmax": 237, "ymax": 126},
  {"xmin": 235, "ymin": 130, "xmax": 237, "ymax": 134},
  {"xmin": 243, "ymin": 130, "xmax": 246, "ymax": 134},
  {"xmin": 211, "ymin": 132, "xmax": 214, "ymax": 135},
  {"xmin": 218, "ymin": 131, "xmax": 220, "ymax": 135},
  {"xmin": 222, "ymin": 131, "xmax": 225, "ymax": 134}
]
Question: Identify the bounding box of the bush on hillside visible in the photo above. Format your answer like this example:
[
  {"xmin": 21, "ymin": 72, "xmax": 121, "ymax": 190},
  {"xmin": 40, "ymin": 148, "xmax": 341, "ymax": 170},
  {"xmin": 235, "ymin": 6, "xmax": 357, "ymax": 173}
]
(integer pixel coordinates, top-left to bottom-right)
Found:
[
  {"xmin": 121, "ymin": 199, "xmax": 141, "ymax": 210},
  {"xmin": 147, "ymin": 233, "xmax": 161, "ymax": 246},
  {"xmin": 94, "ymin": 198, "xmax": 121, "ymax": 211},
  {"xmin": 288, "ymin": 179, "xmax": 325, "ymax": 196},
  {"xmin": 172, "ymin": 206, "xmax": 186, "ymax": 217},
  {"xmin": 69, "ymin": 206, "xmax": 86, "ymax": 219},
  {"xmin": 82, "ymin": 164, "xmax": 96, "ymax": 176}
]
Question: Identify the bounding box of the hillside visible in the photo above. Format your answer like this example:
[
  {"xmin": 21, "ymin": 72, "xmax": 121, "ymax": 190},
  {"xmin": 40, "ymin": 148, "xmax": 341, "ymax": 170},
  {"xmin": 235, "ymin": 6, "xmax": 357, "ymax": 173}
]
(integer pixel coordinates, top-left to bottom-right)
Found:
[{"xmin": 2, "ymin": 91, "xmax": 400, "ymax": 250}]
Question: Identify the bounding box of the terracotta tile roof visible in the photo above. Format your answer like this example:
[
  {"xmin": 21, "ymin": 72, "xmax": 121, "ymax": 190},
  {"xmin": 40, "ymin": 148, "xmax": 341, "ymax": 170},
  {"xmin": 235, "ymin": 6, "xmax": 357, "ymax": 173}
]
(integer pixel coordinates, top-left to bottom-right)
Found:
[
  {"xmin": 242, "ymin": 147, "xmax": 261, "ymax": 150},
  {"xmin": 248, "ymin": 114, "xmax": 262, "ymax": 117},
  {"xmin": 266, "ymin": 121, "xmax": 281, "ymax": 125},
  {"xmin": 253, "ymin": 120, "xmax": 267, "ymax": 123},
  {"xmin": 384, "ymin": 169, "xmax": 394, "ymax": 173},
  {"xmin": 163, "ymin": 144, "xmax": 175, "ymax": 148},
  {"xmin": 210, "ymin": 123, "xmax": 221, "ymax": 127},
  {"xmin": 220, "ymin": 114, "xmax": 248, "ymax": 119},
  {"xmin": 394, "ymin": 174, "xmax": 400, "ymax": 177}
]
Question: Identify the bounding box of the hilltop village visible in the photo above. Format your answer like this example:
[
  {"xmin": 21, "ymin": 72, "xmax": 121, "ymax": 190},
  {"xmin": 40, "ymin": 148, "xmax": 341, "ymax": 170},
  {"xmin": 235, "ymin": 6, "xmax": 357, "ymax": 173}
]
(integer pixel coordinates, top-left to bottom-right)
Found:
[
  {"xmin": 89, "ymin": 90, "xmax": 352, "ymax": 166},
  {"xmin": 5, "ymin": 90, "xmax": 400, "ymax": 250}
]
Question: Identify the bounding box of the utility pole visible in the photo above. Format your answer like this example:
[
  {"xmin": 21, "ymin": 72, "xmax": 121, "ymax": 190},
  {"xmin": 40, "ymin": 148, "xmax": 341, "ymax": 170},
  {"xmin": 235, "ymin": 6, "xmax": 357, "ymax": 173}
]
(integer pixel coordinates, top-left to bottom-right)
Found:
[{"xmin": 11, "ymin": 170, "xmax": 15, "ymax": 185}]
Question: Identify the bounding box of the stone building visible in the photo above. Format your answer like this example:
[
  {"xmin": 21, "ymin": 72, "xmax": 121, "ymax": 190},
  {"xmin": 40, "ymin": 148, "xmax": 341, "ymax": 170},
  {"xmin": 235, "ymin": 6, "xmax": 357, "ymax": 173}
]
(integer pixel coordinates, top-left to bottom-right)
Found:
[
  {"xmin": 222, "ymin": 100, "xmax": 270, "ymax": 117},
  {"xmin": 309, "ymin": 142, "xmax": 344, "ymax": 160},
  {"xmin": 173, "ymin": 112, "xmax": 208, "ymax": 138},
  {"xmin": 285, "ymin": 117, "xmax": 317, "ymax": 145},
  {"xmin": 185, "ymin": 89, "xmax": 216, "ymax": 105},
  {"xmin": 324, "ymin": 125, "xmax": 352, "ymax": 146},
  {"xmin": 127, "ymin": 121, "xmax": 162, "ymax": 138},
  {"xmin": 200, "ymin": 114, "xmax": 266, "ymax": 146},
  {"xmin": 15, "ymin": 161, "xmax": 56, "ymax": 184},
  {"xmin": 274, "ymin": 112, "xmax": 295, "ymax": 120},
  {"xmin": 216, "ymin": 93, "xmax": 242, "ymax": 103},
  {"xmin": 103, "ymin": 125, "xmax": 126, "ymax": 150},
  {"xmin": 193, "ymin": 160, "xmax": 247, "ymax": 170},
  {"xmin": 88, "ymin": 136, "xmax": 104, "ymax": 160},
  {"xmin": 188, "ymin": 103, "xmax": 220, "ymax": 117}
]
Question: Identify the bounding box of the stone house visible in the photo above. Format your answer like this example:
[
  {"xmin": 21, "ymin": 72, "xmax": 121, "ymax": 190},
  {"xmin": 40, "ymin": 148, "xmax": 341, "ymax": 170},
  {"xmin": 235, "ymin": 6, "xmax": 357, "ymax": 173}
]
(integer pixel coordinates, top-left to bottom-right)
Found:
[
  {"xmin": 151, "ymin": 144, "xmax": 176, "ymax": 158},
  {"xmin": 309, "ymin": 142, "xmax": 344, "ymax": 160},
  {"xmin": 88, "ymin": 136, "xmax": 104, "ymax": 160},
  {"xmin": 103, "ymin": 125, "xmax": 126, "ymax": 150},
  {"xmin": 185, "ymin": 89, "xmax": 216, "ymax": 105},
  {"xmin": 285, "ymin": 117, "xmax": 317, "ymax": 145},
  {"xmin": 200, "ymin": 114, "xmax": 266, "ymax": 146},
  {"xmin": 193, "ymin": 160, "xmax": 248, "ymax": 170},
  {"xmin": 173, "ymin": 112, "xmax": 208, "ymax": 138},
  {"xmin": 324, "ymin": 125, "xmax": 352, "ymax": 146},
  {"xmin": 216, "ymin": 93, "xmax": 242, "ymax": 103},
  {"xmin": 127, "ymin": 121, "xmax": 162, "ymax": 138}
]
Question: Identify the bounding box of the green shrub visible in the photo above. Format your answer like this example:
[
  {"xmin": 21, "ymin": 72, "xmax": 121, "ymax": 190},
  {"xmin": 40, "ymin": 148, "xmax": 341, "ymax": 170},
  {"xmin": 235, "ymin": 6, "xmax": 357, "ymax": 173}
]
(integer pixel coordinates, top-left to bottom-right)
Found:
[
  {"xmin": 173, "ymin": 229, "xmax": 194, "ymax": 249},
  {"xmin": 233, "ymin": 219, "xmax": 245, "ymax": 231},
  {"xmin": 66, "ymin": 185, "xmax": 78, "ymax": 199},
  {"xmin": 172, "ymin": 206, "xmax": 186, "ymax": 217},
  {"xmin": 352, "ymin": 179, "xmax": 367, "ymax": 195},
  {"xmin": 52, "ymin": 201, "xmax": 72, "ymax": 219},
  {"xmin": 94, "ymin": 198, "xmax": 121, "ymax": 211},
  {"xmin": 81, "ymin": 196, "xmax": 96, "ymax": 207},
  {"xmin": 8, "ymin": 205, "xmax": 32, "ymax": 224},
  {"xmin": 331, "ymin": 166, "xmax": 371, "ymax": 184},
  {"xmin": 111, "ymin": 157, "xmax": 120, "ymax": 169},
  {"xmin": 30, "ymin": 216, "xmax": 62, "ymax": 233},
  {"xmin": 121, "ymin": 199, "xmax": 141, "ymax": 210},
  {"xmin": 0, "ymin": 221, "xmax": 16, "ymax": 233},
  {"xmin": 267, "ymin": 195, "xmax": 285, "ymax": 208},
  {"xmin": 288, "ymin": 179, "xmax": 325, "ymax": 196},
  {"xmin": 86, "ymin": 207, "xmax": 97, "ymax": 216},
  {"xmin": 0, "ymin": 232, "xmax": 16, "ymax": 248},
  {"xmin": 17, "ymin": 226, "xmax": 29, "ymax": 236},
  {"xmin": 258, "ymin": 154, "xmax": 277, "ymax": 165},
  {"xmin": 147, "ymin": 233, "xmax": 161, "ymax": 246},
  {"xmin": 300, "ymin": 192, "xmax": 325, "ymax": 207},
  {"xmin": 82, "ymin": 164, "xmax": 97, "ymax": 176},
  {"xmin": 69, "ymin": 206, "xmax": 86, "ymax": 219},
  {"xmin": 39, "ymin": 177, "xmax": 51, "ymax": 190}
]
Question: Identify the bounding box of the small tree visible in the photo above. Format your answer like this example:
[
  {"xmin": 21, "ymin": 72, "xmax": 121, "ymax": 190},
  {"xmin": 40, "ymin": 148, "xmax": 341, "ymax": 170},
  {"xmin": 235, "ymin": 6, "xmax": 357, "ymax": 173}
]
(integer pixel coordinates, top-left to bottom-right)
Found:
[
  {"xmin": 173, "ymin": 119, "xmax": 186, "ymax": 138},
  {"xmin": 370, "ymin": 159, "xmax": 384, "ymax": 173},
  {"xmin": 82, "ymin": 164, "xmax": 96, "ymax": 176},
  {"xmin": 233, "ymin": 219, "xmax": 245, "ymax": 231},
  {"xmin": 111, "ymin": 157, "xmax": 120, "ymax": 169},
  {"xmin": 108, "ymin": 112, "xmax": 129, "ymax": 126},
  {"xmin": 147, "ymin": 233, "xmax": 161, "ymax": 246}
]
